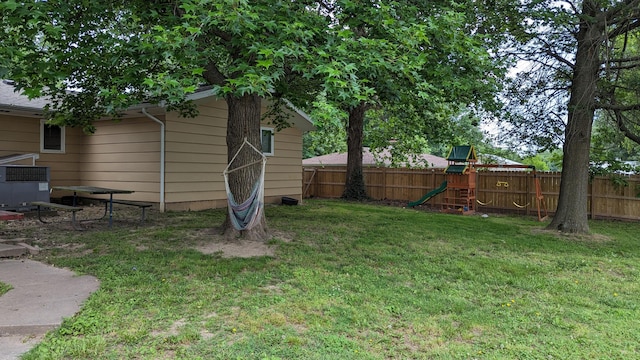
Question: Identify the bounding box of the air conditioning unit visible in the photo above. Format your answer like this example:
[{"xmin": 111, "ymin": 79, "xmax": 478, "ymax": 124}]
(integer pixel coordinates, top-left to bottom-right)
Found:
[{"xmin": 0, "ymin": 165, "xmax": 50, "ymax": 211}]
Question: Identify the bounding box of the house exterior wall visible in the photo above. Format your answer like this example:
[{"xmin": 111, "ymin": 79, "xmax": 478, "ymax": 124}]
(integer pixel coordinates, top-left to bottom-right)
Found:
[
  {"xmin": 163, "ymin": 99, "xmax": 228, "ymax": 210},
  {"xmin": 0, "ymin": 114, "xmax": 83, "ymax": 184},
  {"xmin": 264, "ymin": 126, "xmax": 304, "ymax": 202},
  {"xmin": 1, "ymin": 96, "xmax": 307, "ymax": 211},
  {"xmin": 77, "ymin": 117, "xmax": 162, "ymax": 202},
  {"xmin": 163, "ymin": 97, "xmax": 305, "ymax": 211}
]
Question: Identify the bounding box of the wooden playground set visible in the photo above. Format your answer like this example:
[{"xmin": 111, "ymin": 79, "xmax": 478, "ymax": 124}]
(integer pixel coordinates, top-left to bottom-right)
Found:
[{"xmin": 408, "ymin": 145, "xmax": 549, "ymax": 221}]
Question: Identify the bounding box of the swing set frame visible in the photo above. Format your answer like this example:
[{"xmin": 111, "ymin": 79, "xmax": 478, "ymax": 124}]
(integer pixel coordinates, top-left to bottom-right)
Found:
[{"xmin": 474, "ymin": 164, "xmax": 548, "ymax": 222}]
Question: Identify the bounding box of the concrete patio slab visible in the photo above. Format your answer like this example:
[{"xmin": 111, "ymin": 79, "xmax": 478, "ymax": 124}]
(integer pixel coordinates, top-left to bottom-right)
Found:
[{"xmin": 0, "ymin": 259, "xmax": 99, "ymax": 359}]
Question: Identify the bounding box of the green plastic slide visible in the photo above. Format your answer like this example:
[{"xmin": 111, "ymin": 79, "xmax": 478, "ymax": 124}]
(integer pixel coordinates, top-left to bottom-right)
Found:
[{"xmin": 408, "ymin": 180, "xmax": 447, "ymax": 207}]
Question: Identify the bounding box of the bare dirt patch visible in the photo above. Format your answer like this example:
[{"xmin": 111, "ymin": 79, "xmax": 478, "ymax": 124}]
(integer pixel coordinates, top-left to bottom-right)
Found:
[
  {"xmin": 530, "ymin": 227, "xmax": 612, "ymax": 243},
  {"xmin": 2, "ymin": 204, "xmax": 296, "ymax": 259},
  {"xmin": 191, "ymin": 227, "xmax": 293, "ymax": 258}
]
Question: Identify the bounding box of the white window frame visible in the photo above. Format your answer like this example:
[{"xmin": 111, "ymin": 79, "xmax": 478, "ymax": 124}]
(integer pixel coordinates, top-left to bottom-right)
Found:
[
  {"xmin": 40, "ymin": 119, "xmax": 66, "ymax": 154},
  {"xmin": 261, "ymin": 126, "xmax": 275, "ymax": 156}
]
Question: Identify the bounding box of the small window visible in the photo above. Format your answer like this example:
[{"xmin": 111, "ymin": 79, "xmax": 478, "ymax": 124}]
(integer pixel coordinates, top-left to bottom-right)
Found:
[
  {"xmin": 40, "ymin": 120, "xmax": 65, "ymax": 153},
  {"xmin": 261, "ymin": 127, "xmax": 274, "ymax": 156}
]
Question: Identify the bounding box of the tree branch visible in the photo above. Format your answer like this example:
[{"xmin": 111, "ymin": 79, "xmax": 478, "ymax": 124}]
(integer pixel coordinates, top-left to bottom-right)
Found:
[
  {"xmin": 608, "ymin": 19, "xmax": 640, "ymax": 40},
  {"xmin": 606, "ymin": 62, "xmax": 640, "ymax": 71},
  {"xmin": 598, "ymin": 102, "xmax": 640, "ymax": 111},
  {"xmin": 211, "ymin": 27, "xmax": 233, "ymax": 43},
  {"xmin": 539, "ymin": 38, "xmax": 575, "ymax": 69},
  {"xmin": 560, "ymin": 0, "xmax": 579, "ymax": 16},
  {"xmin": 317, "ymin": 1, "xmax": 335, "ymax": 12},
  {"xmin": 605, "ymin": 55, "xmax": 640, "ymax": 63},
  {"xmin": 203, "ymin": 62, "xmax": 227, "ymax": 86},
  {"xmin": 603, "ymin": 0, "xmax": 640, "ymax": 39},
  {"xmin": 611, "ymin": 109, "xmax": 640, "ymax": 145},
  {"xmin": 604, "ymin": 0, "xmax": 640, "ymax": 24}
]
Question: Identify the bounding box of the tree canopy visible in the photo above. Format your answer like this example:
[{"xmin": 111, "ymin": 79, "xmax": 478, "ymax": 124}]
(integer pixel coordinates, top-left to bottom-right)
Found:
[
  {"xmin": 309, "ymin": 1, "xmax": 506, "ymax": 198},
  {"xmin": 1, "ymin": 1, "xmax": 330, "ymax": 128}
]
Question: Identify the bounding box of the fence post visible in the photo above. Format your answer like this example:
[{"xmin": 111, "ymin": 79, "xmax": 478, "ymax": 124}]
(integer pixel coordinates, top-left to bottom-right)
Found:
[
  {"xmin": 432, "ymin": 168, "xmax": 438, "ymax": 207},
  {"xmin": 590, "ymin": 177, "xmax": 596, "ymax": 220},
  {"xmin": 432, "ymin": 168, "xmax": 436, "ymax": 189},
  {"xmin": 525, "ymin": 171, "xmax": 530, "ymax": 217},
  {"xmin": 382, "ymin": 167, "xmax": 387, "ymax": 200},
  {"xmin": 314, "ymin": 168, "xmax": 319, "ymax": 197}
]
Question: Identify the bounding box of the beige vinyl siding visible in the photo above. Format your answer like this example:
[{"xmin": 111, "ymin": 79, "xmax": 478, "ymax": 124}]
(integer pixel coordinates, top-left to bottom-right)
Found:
[
  {"xmin": 263, "ymin": 126, "xmax": 303, "ymax": 203},
  {"xmin": 45, "ymin": 126, "xmax": 83, "ymax": 185},
  {"xmin": 0, "ymin": 118, "xmax": 38, "ymax": 151},
  {"xmin": 0, "ymin": 115, "xmax": 82, "ymax": 184},
  {"xmin": 0, "ymin": 115, "xmax": 39, "ymax": 154},
  {"xmin": 164, "ymin": 99, "xmax": 227, "ymax": 210},
  {"xmin": 78, "ymin": 117, "xmax": 161, "ymax": 202}
]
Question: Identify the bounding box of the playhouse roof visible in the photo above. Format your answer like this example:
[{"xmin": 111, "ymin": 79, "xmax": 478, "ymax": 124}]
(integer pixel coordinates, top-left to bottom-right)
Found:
[{"xmin": 446, "ymin": 145, "xmax": 477, "ymax": 162}]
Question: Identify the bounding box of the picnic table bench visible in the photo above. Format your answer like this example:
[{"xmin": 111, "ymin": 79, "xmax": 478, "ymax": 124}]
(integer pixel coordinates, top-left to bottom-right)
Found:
[
  {"xmin": 94, "ymin": 199, "xmax": 153, "ymax": 224},
  {"xmin": 31, "ymin": 201, "xmax": 84, "ymax": 230}
]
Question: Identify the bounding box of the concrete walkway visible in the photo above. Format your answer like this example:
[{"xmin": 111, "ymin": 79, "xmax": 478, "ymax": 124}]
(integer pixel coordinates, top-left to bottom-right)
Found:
[{"xmin": 0, "ymin": 259, "xmax": 99, "ymax": 360}]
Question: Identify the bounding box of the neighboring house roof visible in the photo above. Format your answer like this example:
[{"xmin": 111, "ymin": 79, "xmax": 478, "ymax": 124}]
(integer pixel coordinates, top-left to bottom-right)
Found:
[
  {"xmin": 478, "ymin": 154, "xmax": 523, "ymax": 166},
  {"xmin": 477, "ymin": 154, "xmax": 527, "ymax": 171},
  {"xmin": 594, "ymin": 160, "xmax": 640, "ymax": 175},
  {"xmin": 0, "ymin": 80, "xmax": 315, "ymax": 131},
  {"xmin": 303, "ymin": 147, "xmax": 449, "ymax": 168}
]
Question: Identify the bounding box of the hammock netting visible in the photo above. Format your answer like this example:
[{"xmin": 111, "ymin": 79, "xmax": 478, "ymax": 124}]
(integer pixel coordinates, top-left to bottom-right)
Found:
[{"xmin": 223, "ymin": 139, "xmax": 267, "ymax": 231}]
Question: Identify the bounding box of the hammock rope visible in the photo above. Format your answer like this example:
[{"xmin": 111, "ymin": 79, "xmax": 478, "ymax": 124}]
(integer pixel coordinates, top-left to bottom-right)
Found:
[{"xmin": 223, "ymin": 138, "xmax": 267, "ymax": 231}]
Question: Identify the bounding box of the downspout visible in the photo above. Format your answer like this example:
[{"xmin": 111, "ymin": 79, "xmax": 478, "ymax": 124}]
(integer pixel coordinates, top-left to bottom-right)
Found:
[{"xmin": 142, "ymin": 108, "xmax": 166, "ymax": 212}]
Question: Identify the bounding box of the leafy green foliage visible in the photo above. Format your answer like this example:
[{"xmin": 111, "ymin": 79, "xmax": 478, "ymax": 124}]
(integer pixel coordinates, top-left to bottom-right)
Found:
[
  {"xmin": 520, "ymin": 154, "xmax": 550, "ymax": 171},
  {"xmin": 1, "ymin": 1, "xmax": 329, "ymax": 131},
  {"xmin": 522, "ymin": 150, "xmax": 564, "ymax": 171},
  {"xmin": 589, "ymin": 115, "xmax": 640, "ymax": 178},
  {"xmin": 592, "ymin": 115, "xmax": 640, "ymax": 163},
  {"xmin": 307, "ymin": 1, "xmax": 507, "ymax": 196},
  {"xmin": 302, "ymin": 95, "xmax": 347, "ymax": 158}
]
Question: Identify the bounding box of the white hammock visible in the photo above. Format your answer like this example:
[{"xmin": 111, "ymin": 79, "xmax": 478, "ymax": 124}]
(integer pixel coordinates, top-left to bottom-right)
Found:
[{"xmin": 223, "ymin": 138, "xmax": 267, "ymax": 231}]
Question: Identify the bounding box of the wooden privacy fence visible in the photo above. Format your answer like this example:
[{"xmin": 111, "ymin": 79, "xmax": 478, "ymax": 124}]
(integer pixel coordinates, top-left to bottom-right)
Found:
[{"xmin": 302, "ymin": 166, "xmax": 640, "ymax": 221}]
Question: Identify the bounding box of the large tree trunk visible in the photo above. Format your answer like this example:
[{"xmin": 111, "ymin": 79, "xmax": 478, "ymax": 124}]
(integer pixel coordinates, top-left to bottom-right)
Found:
[
  {"xmin": 222, "ymin": 93, "xmax": 269, "ymax": 241},
  {"xmin": 343, "ymin": 102, "xmax": 368, "ymax": 200},
  {"xmin": 547, "ymin": 1, "xmax": 604, "ymax": 234}
]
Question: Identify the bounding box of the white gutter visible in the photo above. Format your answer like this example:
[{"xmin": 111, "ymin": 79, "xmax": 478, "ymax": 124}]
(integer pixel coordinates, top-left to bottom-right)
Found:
[{"xmin": 142, "ymin": 108, "xmax": 166, "ymax": 212}]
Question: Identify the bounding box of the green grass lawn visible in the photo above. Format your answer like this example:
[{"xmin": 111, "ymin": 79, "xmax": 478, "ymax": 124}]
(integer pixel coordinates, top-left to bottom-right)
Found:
[{"xmin": 19, "ymin": 199, "xmax": 640, "ymax": 359}]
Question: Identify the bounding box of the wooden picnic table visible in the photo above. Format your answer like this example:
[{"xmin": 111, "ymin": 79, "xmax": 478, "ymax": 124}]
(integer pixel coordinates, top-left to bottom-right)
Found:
[{"xmin": 53, "ymin": 186, "xmax": 134, "ymax": 227}]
